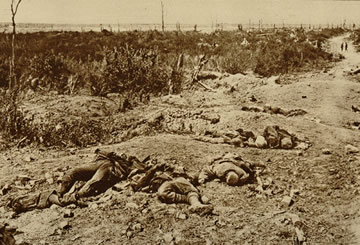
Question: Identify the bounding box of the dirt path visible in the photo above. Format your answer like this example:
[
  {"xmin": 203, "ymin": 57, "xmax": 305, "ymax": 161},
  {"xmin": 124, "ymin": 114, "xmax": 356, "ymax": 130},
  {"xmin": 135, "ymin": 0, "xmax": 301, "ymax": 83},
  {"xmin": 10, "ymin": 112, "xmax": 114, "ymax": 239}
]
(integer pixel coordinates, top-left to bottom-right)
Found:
[{"xmin": 322, "ymin": 34, "xmax": 360, "ymax": 244}]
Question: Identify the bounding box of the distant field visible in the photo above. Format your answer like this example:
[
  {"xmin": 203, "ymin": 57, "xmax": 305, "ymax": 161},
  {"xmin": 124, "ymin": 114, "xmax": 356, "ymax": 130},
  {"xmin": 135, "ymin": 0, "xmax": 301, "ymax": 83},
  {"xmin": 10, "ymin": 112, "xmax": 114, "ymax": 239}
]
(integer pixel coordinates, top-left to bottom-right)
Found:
[{"xmin": 0, "ymin": 22, "xmax": 347, "ymax": 33}]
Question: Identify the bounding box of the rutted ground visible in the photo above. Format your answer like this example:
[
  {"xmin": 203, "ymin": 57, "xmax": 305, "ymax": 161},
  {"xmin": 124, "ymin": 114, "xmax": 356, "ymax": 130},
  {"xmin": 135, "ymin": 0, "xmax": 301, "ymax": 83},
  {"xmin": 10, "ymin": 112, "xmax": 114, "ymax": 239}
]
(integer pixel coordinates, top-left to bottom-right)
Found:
[{"xmin": 1, "ymin": 34, "xmax": 360, "ymax": 244}]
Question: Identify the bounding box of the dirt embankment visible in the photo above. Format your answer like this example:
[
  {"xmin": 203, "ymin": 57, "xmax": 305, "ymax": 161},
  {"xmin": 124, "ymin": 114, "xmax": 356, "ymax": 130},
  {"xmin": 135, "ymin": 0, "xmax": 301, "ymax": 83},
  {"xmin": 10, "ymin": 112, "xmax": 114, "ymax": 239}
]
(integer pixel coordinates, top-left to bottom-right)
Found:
[{"xmin": 1, "ymin": 34, "xmax": 360, "ymax": 244}]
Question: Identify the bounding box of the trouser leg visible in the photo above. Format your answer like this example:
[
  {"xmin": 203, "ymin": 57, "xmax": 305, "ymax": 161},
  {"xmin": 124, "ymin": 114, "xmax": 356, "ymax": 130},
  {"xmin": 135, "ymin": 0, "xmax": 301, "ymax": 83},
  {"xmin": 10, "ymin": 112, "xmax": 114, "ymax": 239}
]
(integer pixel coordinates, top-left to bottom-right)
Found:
[{"xmin": 77, "ymin": 165, "xmax": 112, "ymax": 197}]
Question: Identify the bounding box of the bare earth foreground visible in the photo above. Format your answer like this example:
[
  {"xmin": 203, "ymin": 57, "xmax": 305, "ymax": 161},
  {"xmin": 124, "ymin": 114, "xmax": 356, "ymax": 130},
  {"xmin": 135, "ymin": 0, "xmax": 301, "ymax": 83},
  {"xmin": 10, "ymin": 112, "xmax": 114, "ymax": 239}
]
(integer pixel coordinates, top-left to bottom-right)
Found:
[{"xmin": 1, "ymin": 35, "xmax": 360, "ymax": 244}]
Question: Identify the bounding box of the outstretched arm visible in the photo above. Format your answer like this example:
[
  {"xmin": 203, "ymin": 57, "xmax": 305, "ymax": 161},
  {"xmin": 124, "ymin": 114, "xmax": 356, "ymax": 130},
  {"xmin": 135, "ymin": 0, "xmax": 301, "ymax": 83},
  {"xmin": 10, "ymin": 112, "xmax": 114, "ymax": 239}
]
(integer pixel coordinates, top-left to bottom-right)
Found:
[{"xmin": 198, "ymin": 166, "xmax": 215, "ymax": 185}]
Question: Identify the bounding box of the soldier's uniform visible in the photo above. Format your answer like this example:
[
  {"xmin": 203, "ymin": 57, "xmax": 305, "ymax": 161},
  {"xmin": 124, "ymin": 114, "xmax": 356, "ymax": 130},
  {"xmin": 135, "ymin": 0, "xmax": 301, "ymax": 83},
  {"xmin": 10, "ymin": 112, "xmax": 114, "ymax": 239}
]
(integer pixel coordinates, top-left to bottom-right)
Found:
[
  {"xmin": 131, "ymin": 161, "xmax": 212, "ymax": 215},
  {"xmin": 59, "ymin": 149, "xmax": 146, "ymax": 198},
  {"xmin": 198, "ymin": 152, "xmax": 253, "ymax": 186}
]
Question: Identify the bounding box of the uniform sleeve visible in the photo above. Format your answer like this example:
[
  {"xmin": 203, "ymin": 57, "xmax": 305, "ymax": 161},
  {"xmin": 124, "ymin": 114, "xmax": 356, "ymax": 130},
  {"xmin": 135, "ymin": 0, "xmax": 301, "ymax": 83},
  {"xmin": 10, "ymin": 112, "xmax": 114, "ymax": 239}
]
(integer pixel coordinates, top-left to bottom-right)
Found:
[
  {"xmin": 159, "ymin": 189, "xmax": 188, "ymax": 203},
  {"xmin": 198, "ymin": 165, "xmax": 215, "ymax": 184}
]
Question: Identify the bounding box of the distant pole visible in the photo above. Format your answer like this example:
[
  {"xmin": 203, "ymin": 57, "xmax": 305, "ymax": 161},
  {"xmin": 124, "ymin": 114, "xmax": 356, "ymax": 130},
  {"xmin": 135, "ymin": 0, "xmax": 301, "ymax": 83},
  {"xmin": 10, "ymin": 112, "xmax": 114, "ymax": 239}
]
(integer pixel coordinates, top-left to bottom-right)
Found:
[
  {"xmin": 9, "ymin": 0, "xmax": 22, "ymax": 91},
  {"xmin": 161, "ymin": 1, "xmax": 165, "ymax": 32}
]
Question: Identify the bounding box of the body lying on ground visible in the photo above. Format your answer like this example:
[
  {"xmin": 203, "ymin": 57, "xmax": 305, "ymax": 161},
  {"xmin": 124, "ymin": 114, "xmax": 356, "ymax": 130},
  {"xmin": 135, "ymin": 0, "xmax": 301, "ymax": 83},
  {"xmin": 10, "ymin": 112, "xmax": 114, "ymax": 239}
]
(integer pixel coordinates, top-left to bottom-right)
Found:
[
  {"xmin": 262, "ymin": 125, "xmax": 296, "ymax": 149},
  {"xmin": 196, "ymin": 125, "xmax": 308, "ymax": 150},
  {"xmin": 241, "ymin": 104, "xmax": 307, "ymax": 117},
  {"xmin": 198, "ymin": 152, "xmax": 260, "ymax": 186},
  {"xmin": 130, "ymin": 160, "xmax": 213, "ymax": 215},
  {"xmin": 8, "ymin": 149, "xmax": 148, "ymax": 213}
]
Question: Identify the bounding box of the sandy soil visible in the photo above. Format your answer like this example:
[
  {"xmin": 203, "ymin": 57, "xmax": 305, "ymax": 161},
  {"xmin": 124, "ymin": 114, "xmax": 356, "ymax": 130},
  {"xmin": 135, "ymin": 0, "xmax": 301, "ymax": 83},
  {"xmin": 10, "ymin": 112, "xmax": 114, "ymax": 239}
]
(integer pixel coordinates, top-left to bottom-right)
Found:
[{"xmin": 1, "ymin": 34, "xmax": 360, "ymax": 245}]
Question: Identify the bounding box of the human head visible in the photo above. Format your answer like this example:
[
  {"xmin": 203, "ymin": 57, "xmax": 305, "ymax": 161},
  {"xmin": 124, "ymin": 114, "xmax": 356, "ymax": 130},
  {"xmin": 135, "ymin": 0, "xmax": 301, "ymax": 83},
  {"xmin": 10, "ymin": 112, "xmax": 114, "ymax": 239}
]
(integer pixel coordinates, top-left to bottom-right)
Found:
[{"xmin": 225, "ymin": 171, "xmax": 239, "ymax": 186}]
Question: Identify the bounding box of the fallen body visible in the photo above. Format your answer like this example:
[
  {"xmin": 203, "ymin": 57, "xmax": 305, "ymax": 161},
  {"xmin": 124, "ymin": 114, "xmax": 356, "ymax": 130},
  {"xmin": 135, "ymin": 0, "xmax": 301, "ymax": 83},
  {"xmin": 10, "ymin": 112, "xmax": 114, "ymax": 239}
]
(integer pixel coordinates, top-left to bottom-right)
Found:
[
  {"xmin": 131, "ymin": 161, "xmax": 213, "ymax": 215},
  {"xmin": 8, "ymin": 149, "xmax": 147, "ymax": 213}
]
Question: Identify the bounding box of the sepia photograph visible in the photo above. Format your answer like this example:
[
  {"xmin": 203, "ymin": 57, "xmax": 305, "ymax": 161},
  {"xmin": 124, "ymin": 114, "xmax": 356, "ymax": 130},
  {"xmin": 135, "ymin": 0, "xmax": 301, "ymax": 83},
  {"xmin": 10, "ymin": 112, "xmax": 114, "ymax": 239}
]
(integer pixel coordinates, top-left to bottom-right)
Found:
[{"xmin": 1, "ymin": 0, "xmax": 360, "ymax": 244}]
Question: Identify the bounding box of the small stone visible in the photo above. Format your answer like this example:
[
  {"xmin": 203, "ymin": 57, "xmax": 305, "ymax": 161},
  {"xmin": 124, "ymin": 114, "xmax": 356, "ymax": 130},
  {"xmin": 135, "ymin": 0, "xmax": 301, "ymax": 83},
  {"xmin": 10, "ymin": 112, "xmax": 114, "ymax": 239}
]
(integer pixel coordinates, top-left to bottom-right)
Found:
[
  {"xmin": 281, "ymin": 196, "xmax": 293, "ymax": 206},
  {"xmin": 264, "ymin": 189, "xmax": 273, "ymax": 196},
  {"xmin": 69, "ymin": 148, "xmax": 77, "ymax": 155},
  {"xmin": 16, "ymin": 175, "xmax": 31, "ymax": 181},
  {"xmin": 345, "ymin": 144, "xmax": 359, "ymax": 154},
  {"xmin": 46, "ymin": 178, "xmax": 54, "ymax": 185},
  {"xmin": 255, "ymin": 136, "xmax": 267, "ymax": 148},
  {"xmin": 125, "ymin": 202, "xmax": 139, "ymax": 209},
  {"xmin": 1, "ymin": 184, "xmax": 11, "ymax": 195},
  {"xmin": 24, "ymin": 155, "xmax": 35, "ymax": 162},
  {"xmin": 322, "ymin": 148, "xmax": 332, "ymax": 155},
  {"xmin": 63, "ymin": 209, "xmax": 74, "ymax": 218},
  {"xmin": 177, "ymin": 213, "xmax": 187, "ymax": 220},
  {"xmin": 132, "ymin": 223, "xmax": 143, "ymax": 233},
  {"xmin": 59, "ymin": 221, "xmax": 71, "ymax": 230},
  {"xmin": 290, "ymin": 189, "xmax": 300, "ymax": 197},
  {"xmin": 55, "ymin": 123, "xmax": 62, "ymax": 131},
  {"xmin": 90, "ymin": 203, "xmax": 98, "ymax": 209},
  {"xmin": 163, "ymin": 232, "xmax": 174, "ymax": 243}
]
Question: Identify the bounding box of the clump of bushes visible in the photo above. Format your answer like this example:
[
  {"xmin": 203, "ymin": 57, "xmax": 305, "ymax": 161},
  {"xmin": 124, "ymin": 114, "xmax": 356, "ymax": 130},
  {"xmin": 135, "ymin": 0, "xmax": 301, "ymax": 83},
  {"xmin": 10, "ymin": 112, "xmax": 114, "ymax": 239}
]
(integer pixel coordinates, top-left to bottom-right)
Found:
[
  {"xmin": 0, "ymin": 92, "xmax": 116, "ymax": 148},
  {"xmin": 0, "ymin": 28, "xmax": 343, "ymax": 148}
]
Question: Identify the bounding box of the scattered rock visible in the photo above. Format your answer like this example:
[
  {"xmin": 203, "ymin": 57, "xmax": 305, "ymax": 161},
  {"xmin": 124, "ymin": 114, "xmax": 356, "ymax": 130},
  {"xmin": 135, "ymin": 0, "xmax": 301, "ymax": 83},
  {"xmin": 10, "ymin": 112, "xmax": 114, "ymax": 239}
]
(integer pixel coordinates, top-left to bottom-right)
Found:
[
  {"xmin": 63, "ymin": 209, "xmax": 74, "ymax": 218},
  {"xmin": 281, "ymin": 196, "xmax": 293, "ymax": 206},
  {"xmin": 255, "ymin": 136, "xmax": 267, "ymax": 148},
  {"xmin": 90, "ymin": 203, "xmax": 98, "ymax": 209},
  {"xmin": 69, "ymin": 148, "xmax": 77, "ymax": 155},
  {"xmin": 1, "ymin": 184, "xmax": 11, "ymax": 195},
  {"xmin": 345, "ymin": 144, "xmax": 359, "ymax": 154},
  {"xmin": 132, "ymin": 223, "xmax": 143, "ymax": 233},
  {"xmin": 322, "ymin": 148, "xmax": 332, "ymax": 155},
  {"xmin": 163, "ymin": 232, "xmax": 174, "ymax": 243},
  {"xmin": 125, "ymin": 202, "xmax": 139, "ymax": 209},
  {"xmin": 176, "ymin": 212, "xmax": 187, "ymax": 220},
  {"xmin": 59, "ymin": 221, "xmax": 71, "ymax": 230},
  {"xmin": 24, "ymin": 155, "xmax": 35, "ymax": 162},
  {"xmin": 290, "ymin": 189, "xmax": 300, "ymax": 198},
  {"xmin": 352, "ymin": 105, "xmax": 360, "ymax": 112}
]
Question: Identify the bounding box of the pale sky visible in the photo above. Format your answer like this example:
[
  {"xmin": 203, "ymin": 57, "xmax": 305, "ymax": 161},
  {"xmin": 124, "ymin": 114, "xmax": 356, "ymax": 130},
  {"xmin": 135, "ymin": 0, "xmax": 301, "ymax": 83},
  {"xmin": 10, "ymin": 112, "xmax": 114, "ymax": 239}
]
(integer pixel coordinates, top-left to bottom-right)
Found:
[{"xmin": 0, "ymin": 0, "xmax": 359, "ymax": 25}]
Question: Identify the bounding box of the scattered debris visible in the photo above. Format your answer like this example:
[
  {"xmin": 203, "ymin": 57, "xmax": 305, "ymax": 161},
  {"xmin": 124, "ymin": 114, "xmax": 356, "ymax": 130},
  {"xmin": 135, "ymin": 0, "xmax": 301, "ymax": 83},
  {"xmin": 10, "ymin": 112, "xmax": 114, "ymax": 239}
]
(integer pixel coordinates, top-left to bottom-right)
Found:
[
  {"xmin": 352, "ymin": 105, "xmax": 360, "ymax": 113},
  {"xmin": 281, "ymin": 196, "xmax": 293, "ymax": 207},
  {"xmin": 345, "ymin": 144, "xmax": 359, "ymax": 154},
  {"xmin": 176, "ymin": 212, "xmax": 187, "ymax": 220},
  {"xmin": 59, "ymin": 221, "xmax": 71, "ymax": 230},
  {"xmin": 24, "ymin": 155, "xmax": 35, "ymax": 162},
  {"xmin": 322, "ymin": 148, "xmax": 332, "ymax": 155},
  {"xmin": 63, "ymin": 209, "xmax": 74, "ymax": 218},
  {"xmin": 1, "ymin": 184, "xmax": 11, "ymax": 195}
]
